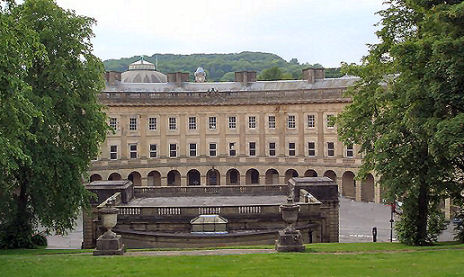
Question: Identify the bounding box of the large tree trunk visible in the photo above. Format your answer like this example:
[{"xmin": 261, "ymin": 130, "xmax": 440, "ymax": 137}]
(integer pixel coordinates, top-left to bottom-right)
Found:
[
  {"xmin": 4, "ymin": 176, "xmax": 35, "ymax": 249},
  {"xmin": 416, "ymin": 180, "xmax": 429, "ymax": 245}
]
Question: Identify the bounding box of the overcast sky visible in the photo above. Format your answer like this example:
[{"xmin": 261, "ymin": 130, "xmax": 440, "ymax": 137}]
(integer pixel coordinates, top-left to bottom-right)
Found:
[{"xmin": 55, "ymin": 0, "xmax": 384, "ymax": 67}]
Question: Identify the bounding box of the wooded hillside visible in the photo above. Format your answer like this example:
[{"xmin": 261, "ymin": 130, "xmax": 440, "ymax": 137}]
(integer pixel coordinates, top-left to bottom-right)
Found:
[{"xmin": 103, "ymin": 51, "xmax": 342, "ymax": 81}]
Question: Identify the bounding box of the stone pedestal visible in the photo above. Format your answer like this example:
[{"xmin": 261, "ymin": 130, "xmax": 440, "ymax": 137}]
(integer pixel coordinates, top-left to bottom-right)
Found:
[
  {"xmin": 93, "ymin": 234, "xmax": 125, "ymax": 256},
  {"xmin": 93, "ymin": 203, "xmax": 125, "ymax": 256},
  {"xmin": 275, "ymin": 230, "xmax": 305, "ymax": 252},
  {"xmin": 275, "ymin": 179, "xmax": 306, "ymax": 252}
]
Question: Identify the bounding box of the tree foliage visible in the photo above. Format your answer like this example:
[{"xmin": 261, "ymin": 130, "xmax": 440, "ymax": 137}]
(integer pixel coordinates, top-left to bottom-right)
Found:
[
  {"xmin": 257, "ymin": 66, "xmax": 293, "ymax": 81},
  {"xmin": 0, "ymin": 0, "xmax": 108, "ymax": 248},
  {"xmin": 338, "ymin": 0, "xmax": 464, "ymax": 245},
  {"xmin": 103, "ymin": 52, "xmax": 343, "ymax": 81}
]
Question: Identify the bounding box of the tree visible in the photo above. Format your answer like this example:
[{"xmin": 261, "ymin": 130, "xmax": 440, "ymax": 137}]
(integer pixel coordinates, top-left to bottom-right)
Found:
[
  {"xmin": 258, "ymin": 66, "xmax": 293, "ymax": 81},
  {"xmin": 337, "ymin": 0, "xmax": 464, "ymax": 245},
  {"xmin": 0, "ymin": 0, "xmax": 108, "ymax": 248}
]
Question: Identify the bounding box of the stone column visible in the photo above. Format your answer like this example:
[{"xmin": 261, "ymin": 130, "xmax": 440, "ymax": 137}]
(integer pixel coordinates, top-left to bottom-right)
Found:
[
  {"xmin": 220, "ymin": 173, "xmax": 227, "ymax": 186},
  {"xmin": 161, "ymin": 176, "xmax": 167, "ymax": 187},
  {"xmin": 201, "ymin": 174, "xmax": 207, "ymax": 186},
  {"xmin": 139, "ymin": 114, "xmax": 147, "ymax": 159},
  {"xmin": 298, "ymin": 110, "xmax": 304, "ymax": 157},
  {"xmin": 120, "ymin": 114, "xmax": 128, "ymax": 159},
  {"xmin": 240, "ymin": 174, "xmax": 246, "ymax": 186},
  {"xmin": 375, "ymin": 182, "xmax": 382, "ymax": 203},
  {"xmin": 141, "ymin": 177, "xmax": 148, "ymax": 187},
  {"xmin": 317, "ymin": 111, "xmax": 324, "ymax": 159},
  {"xmin": 181, "ymin": 175, "xmax": 187, "ymax": 187},
  {"xmin": 159, "ymin": 114, "xmax": 167, "ymax": 157},
  {"xmin": 355, "ymin": 180, "xmax": 362, "ymax": 201}
]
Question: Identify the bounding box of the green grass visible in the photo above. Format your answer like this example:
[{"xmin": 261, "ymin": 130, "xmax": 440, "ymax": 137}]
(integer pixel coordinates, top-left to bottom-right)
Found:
[{"xmin": 0, "ymin": 242, "xmax": 463, "ymax": 276}]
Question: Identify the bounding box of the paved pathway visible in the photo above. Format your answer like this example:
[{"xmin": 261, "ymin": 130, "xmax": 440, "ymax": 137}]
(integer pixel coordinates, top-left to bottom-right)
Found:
[{"xmin": 46, "ymin": 197, "xmax": 456, "ymax": 249}]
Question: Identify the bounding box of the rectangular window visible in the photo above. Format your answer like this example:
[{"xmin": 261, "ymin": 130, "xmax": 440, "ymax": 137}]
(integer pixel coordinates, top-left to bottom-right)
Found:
[
  {"xmin": 149, "ymin": 144, "xmax": 157, "ymax": 158},
  {"xmin": 209, "ymin": 143, "xmax": 217, "ymax": 157},
  {"xmin": 148, "ymin": 117, "xmax": 157, "ymax": 130},
  {"xmin": 249, "ymin": 142, "xmax": 256, "ymax": 156},
  {"xmin": 169, "ymin": 143, "xmax": 177, "ymax": 158},
  {"xmin": 307, "ymin": 115, "xmax": 315, "ymax": 128},
  {"xmin": 209, "ymin": 116, "xmax": 217, "ymax": 130},
  {"xmin": 228, "ymin": 116, "xmax": 236, "ymax": 129},
  {"xmin": 129, "ymin": 117, "xmax": 137, "ymax": 131},
  {"xmin": 289, "ymin": 142, "xmax": 296, "ymax": 156},
  {"xmin": 308, "ymin": 142, "xmax": 316, "ymax": 157},
  {"xmin": 346, "ymin": 144, "xmax": 354, "ymax": 157},
  {"xmin": 269, "ymin": 142, "xmax": 276, "ymax": 157},
  {"xmin": 229, "ymin": 142, "xmax": 236, "ymax": 157},
  {"xmin": 109, "ymin": 117, "xmax": 117, "ymax": 130},
  {"xmin": 189, "ymin": 143, "xmax": 197, "ymax": 157},
  {"xmin": 288, "ymin": 115, "xmax": 296, "ymax": 129},
  {"xmin": 327, "ymin": 114, "xmax": 335, "ymax": 128},
  {"xmin": 268, "ymin": 116, "xmax": 276, "ymax": 129},
  {"xmin": 129, "ymin": 144, "xmax": 137, "ymax": 159},
  {"xmin": 169, "ymin": 117, "xmax": 177, "ymax": 130},
  {"xmin": 188, "ymin": 117, "xmax": 196, "ymax": 130},
  {"xmin": 248, "ymin": 116, "xmax": 256, "ymax": 129},
  {"xmin": 110, "ymin": 145, "xmax": 117, "ymax": 160},
  {"xmin": 327, "ymin": 142, "xmax": 335, "ymax": 157}
]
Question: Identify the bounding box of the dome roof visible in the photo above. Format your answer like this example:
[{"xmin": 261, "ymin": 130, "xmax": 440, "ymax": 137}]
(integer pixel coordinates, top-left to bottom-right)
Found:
[{"xmin": 121, "ymin": 57, "xmax": 167, "ymax": 83}]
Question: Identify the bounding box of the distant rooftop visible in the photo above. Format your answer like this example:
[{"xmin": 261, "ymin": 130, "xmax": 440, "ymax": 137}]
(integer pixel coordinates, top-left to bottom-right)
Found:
[{"xmin": 104, "ymin": 77, "xmax": 358, "ymax": 93}]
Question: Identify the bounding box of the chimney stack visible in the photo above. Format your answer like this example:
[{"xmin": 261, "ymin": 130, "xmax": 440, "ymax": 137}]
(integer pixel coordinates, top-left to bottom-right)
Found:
[
  {"xmin": 168, "ymin": 72, "xmax": 190, "ymax": 86},
  {"xmin": 302, "ymin": 68, "xmax": 325, "ymax": 83},
  {"xmin": 235, "ymin": 71, "xmax": 257, "ymax": 85},
  {"xmin": 105, "ymin": 71, "xmax": 121, "ymax": 86}
]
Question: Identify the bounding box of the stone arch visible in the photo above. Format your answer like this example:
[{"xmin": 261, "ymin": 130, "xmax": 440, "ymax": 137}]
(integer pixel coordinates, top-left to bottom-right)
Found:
[
  {"xmin": 206, "ymin": 169, "xmax": 220, "ymax": 186},
  {"xmin": 90, "ymin": 174, "xmax": 102, "ymax": 182},
  {"xmin": 342, "ymin": 171, "xmax": 356, "ymax": 199},
  {"xmin": 167, "ymin": 170, "xmax": 181, "ymax": 186},
  {"xmin": 226, "ymin": 168, "xmax": 240, "ymax": 185},
  {"xmin": 361, "ymin": 173, "xmax": 375, "ymax": 202},
  {"xmin": 304, "ymin": 169, "xmax": 318, "ymax": 177},
  {"xmin": 147, "ymin": 170, "xmax": 161, "ymax": 186},
  {"xmin": 108, "ymin": 172, "xmax": 122, "ymax": 181},
  {"xmin": 323, "ymin": 170, "xmax": 337, "ymax": 182},
  {"xmin": 284, "ymin": 169, "xmax": 299, "ymax": 183},
  {"xmin": 246, "ymin": 168, "xmax": 260, "ymax": 185},
  {"xmin": 187, "ymin": 169, "xmax": 201, "ymax": 186},
  {"xmin": 128, "ymin": 171, "xmax": 142, "ymax": 186},
  {"xmin": 265, "ymin": 169, "xmax": 279, "ymax": 185}
]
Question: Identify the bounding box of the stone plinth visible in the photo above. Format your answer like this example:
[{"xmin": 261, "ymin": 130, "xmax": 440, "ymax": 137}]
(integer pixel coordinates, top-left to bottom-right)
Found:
[
  {"xmin": 93, "ymin": 234, "xmax": 125, "ymax": 256},
  {"xmin": 275, "ymin": 230, "xmax": 305, "ymax": 252}
]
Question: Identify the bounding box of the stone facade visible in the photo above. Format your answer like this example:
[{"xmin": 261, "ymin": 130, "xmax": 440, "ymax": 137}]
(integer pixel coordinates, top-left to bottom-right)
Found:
[{"xmin": 89, "ymin": 67, "xmax": 381, "ymax": 203}]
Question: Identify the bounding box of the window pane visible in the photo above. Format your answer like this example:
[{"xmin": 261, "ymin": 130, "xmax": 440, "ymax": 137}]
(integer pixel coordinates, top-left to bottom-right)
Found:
[
  {"xmin": 228, "ymin": 116, "xmax": 236, "ymax": 129},
  {"xmin": 307, "ymin": 115, "xmax": 315, "ymax": 128},
  {"xmin": 268, "ymin": 116, "xmax": 275, "ymax": 129},
  {"xmin": 288, "ymin": 115, "xmax": 296, "ymax": 128}
]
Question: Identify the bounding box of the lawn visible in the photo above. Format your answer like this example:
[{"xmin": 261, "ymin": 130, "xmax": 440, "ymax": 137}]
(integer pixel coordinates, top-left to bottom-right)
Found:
[{"xmin": 0, "ymin": 242, "xmax": 463, "ymax": 277}]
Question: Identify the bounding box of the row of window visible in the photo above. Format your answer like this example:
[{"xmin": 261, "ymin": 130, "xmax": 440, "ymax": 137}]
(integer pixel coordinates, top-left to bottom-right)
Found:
[
  {"xmin": 108, "ymin": 142, "xmax": 354, "ymax": 160},
  {"xmin": 109, "ymin": 114, "xmax": 336, "ymax": 132}
]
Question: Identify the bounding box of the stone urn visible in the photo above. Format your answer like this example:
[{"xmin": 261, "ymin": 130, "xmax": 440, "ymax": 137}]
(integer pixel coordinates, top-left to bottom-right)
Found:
[
  {"xmin": 100, "ymin": 206, "xmax": 119, "ymax": 239},
  {"xmin": 275, "ymin": 190, "xmax": 305, "ymax": 252},
  {"xmin": 93, "ymin": 202, "xmax": 125, "ymax": 256},
  {"xmin": 280, "ymin": 202, "xmax": 300, "ymax": 232}
]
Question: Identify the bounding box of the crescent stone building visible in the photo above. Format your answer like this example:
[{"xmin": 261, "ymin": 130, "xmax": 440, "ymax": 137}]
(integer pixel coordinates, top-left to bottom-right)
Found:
[{"xmin": 83, "ymin": 58, "xmax": 381, "ymax": 248}]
